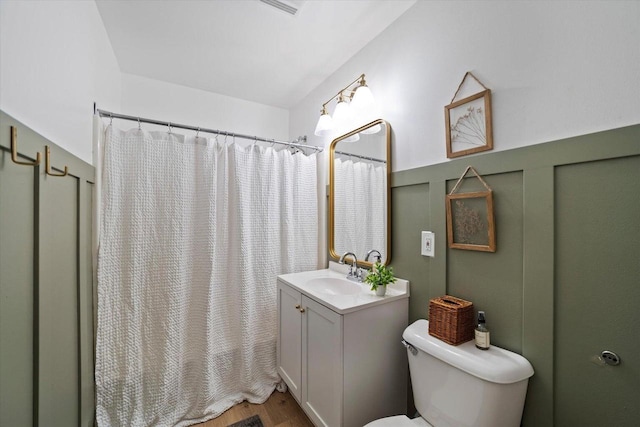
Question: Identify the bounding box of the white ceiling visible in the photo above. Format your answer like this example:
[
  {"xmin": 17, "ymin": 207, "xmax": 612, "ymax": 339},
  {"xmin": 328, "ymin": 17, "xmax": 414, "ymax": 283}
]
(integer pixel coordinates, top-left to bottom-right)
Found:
[{"xmin": 96, "ymin": 0, "xmax": 416, "ymax": 109}]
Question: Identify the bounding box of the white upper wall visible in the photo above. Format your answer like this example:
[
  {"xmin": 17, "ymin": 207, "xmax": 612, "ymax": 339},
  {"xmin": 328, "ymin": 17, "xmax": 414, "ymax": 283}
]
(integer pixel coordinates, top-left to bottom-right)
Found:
[
  {"xmin": 290, "ymin": 0, "xmax": 640, "ymax": 172},
  {"xmin": 3, "ymin": 1, "xmax": 637, "ymax": 167},
  {"xmin": 119, "ymin": 74, "xmax": 289, "ymax": 144},
  {"xmin": 0, "ymin": 0, "xmax": 121, "ymax": 164},
  {"xmin": 0, "ymin": 1, "xmax": 290, "ymax": 165}
]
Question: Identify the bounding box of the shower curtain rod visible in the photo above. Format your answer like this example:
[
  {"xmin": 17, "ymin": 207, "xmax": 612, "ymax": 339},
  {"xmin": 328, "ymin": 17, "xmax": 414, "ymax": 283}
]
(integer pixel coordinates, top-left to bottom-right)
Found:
[
  {"xmin": 95, "ymin": 107, "xmax": 323, "ymax": 152},
  {"xmin": 335, "ymin": 150, "xmax": 386, "ymax": 164}
]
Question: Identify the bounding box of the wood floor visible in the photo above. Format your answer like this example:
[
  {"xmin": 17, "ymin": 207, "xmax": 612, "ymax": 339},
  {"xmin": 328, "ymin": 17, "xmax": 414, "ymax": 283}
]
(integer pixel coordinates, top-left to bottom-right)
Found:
[{"xmin": 194, "ymin": 390, "xmax": 314, "ymax": 427}]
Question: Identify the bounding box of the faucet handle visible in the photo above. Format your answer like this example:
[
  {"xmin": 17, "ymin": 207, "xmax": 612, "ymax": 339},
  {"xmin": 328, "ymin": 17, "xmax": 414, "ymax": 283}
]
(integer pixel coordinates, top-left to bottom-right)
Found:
[
  {"xmin": 346, "ymin": 265, "xmax": 362, "ymax": 281},
  {"xmin": 346, "ymin": 263, "xmax": 354, "ymax": 276}
]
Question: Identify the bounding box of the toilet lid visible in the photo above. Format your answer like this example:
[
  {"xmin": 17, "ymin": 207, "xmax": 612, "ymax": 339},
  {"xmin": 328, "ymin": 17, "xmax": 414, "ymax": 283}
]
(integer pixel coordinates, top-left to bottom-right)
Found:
[{"xmin": 364, "ymin": 415, "xmax": 433, "ymax": 427}]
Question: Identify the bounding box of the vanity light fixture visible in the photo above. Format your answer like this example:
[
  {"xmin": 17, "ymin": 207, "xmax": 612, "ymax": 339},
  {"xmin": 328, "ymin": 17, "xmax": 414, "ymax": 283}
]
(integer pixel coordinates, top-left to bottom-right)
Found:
[{"xmin": 314, "ymin": 73, "xmax": 380, "ymax": 139}]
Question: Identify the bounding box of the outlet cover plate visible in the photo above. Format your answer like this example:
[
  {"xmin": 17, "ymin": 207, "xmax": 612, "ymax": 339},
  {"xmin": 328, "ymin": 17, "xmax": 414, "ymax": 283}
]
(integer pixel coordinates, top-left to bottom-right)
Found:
[{"xmin": 421, "ymin": 231, "xmax": 435, "ymax": 257}]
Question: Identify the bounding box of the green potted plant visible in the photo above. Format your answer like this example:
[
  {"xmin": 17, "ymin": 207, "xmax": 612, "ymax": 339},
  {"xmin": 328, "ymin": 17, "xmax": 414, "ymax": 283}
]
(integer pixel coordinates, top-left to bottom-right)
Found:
[{"xmin": 364, "ymin": 261, "xmax": 397, "ymax": 296}]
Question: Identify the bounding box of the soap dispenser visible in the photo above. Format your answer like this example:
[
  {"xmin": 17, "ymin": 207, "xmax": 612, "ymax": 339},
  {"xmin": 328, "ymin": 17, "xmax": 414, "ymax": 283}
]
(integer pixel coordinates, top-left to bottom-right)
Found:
[{"xmin": 475, "ymin": 311, "xmax": 490, "ymax": 350}]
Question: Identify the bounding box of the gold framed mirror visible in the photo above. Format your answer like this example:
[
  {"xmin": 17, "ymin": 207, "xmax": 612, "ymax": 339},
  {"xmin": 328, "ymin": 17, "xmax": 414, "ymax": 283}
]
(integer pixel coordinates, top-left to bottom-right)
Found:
[{"xmin": 329, "ymin": 119, "xmax": 391, "ymax": 267}]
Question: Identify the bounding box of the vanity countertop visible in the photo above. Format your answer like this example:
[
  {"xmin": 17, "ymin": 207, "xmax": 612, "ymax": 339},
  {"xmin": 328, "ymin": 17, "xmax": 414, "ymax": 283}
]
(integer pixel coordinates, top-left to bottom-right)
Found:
[{"xmin": 277, "ymin": 262, "xmax": 409, "ymax": 315}]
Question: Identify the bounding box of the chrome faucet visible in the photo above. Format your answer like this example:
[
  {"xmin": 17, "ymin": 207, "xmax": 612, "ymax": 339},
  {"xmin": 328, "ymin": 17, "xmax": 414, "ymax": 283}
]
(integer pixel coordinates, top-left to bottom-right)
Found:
[
  {"xmin": 364, "ymin": 249, "xmax": 382, "ymax": 263},
  {"xmin": 339, "ymin": 252, "xmax": 361, "ymax": 282}
]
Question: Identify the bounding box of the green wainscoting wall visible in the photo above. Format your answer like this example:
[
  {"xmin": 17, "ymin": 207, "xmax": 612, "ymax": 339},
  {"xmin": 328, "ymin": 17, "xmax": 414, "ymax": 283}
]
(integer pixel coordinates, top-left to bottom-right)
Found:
[
  {"xmin": 0, "ymin": 111, "xmax": 95, "ymax": 427},
  {"xmin": 390, "ymin": 124, "xmax": 640, "ymax": 426}
]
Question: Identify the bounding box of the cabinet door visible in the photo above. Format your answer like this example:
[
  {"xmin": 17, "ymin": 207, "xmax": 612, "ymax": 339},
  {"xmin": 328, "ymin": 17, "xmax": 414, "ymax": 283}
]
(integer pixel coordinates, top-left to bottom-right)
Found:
[
  {"xmin": 277, "ymin": 281, "xmax": 302, "ymax": 402},
  {"xmin": 301, "ymin": 295, "xmax": 343, "ymax": 427}
]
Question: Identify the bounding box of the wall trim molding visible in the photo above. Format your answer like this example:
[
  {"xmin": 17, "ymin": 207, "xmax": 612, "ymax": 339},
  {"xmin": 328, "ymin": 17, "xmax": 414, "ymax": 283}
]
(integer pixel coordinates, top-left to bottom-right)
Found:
[
  {"xmin": 388, "ymin": 124, "xmax": 639, "ymax": 425},
  {"xmin": 391, "ymin": 124, "xmax": 640, "ymax": 188}
]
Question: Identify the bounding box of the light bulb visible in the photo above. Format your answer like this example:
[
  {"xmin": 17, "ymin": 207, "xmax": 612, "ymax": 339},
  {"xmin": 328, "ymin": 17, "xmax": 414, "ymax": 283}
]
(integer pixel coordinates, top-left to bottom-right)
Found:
[
  {"xmin": 351, "ymin": 85, "xmax": 375, "ymax": 112},
  {"xmin": 332, "ymin": 98, "xmax": 354, "ymax": 137},
  {"xmin": 351, "ymin": 85, "xmax": 380, "ymax": 130},
  {"xmin": 314, "ymin": 113, "xmax": 334, "ymax": 137},
  {"xmin": 332, "ymin": 99, "xmax": 351, "ymax": 126}
]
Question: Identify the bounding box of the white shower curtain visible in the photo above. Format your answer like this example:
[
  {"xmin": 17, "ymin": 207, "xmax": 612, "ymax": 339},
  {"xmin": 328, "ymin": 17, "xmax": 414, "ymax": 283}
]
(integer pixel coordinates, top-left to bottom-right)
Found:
[
  {"xmin": 333, "ymin": 158, "xmax": 386, "ymax": 260},
  {"xmin": 96, "ymin": 127, "xmax": 318, "ymax": 427}
]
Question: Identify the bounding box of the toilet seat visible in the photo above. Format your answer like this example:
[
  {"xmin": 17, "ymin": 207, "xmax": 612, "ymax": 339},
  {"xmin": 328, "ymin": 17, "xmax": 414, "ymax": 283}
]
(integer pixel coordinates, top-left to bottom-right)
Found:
[{"xmin": 364, "ymin": 415, "xmax": 433, "ymax": 427}]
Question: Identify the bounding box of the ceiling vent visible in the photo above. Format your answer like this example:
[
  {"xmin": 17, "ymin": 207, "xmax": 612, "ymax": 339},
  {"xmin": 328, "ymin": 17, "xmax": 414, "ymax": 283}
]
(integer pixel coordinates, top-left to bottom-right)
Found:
[{"xmin": 259, "ymin": 0, "xmax": 301, "ymax": 16}]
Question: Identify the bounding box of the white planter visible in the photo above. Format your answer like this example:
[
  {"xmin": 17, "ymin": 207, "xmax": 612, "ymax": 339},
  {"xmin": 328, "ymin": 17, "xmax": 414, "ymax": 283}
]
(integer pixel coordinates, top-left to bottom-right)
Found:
[{"xmin": 375, "ymin": 285, "xmax": 387, "ymax": 296}]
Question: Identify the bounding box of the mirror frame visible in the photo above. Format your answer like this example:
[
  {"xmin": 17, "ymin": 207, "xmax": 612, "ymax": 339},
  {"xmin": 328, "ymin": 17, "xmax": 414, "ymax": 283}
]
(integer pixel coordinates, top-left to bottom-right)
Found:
[{"xmin": 328, "ymin": 119, "xmax": 391, "ymax": 267}]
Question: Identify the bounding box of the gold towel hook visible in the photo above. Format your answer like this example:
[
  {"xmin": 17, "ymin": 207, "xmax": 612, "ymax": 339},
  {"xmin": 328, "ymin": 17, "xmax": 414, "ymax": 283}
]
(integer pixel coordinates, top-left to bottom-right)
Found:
[
  {"xmin": 45, "ymin": 146, "xmax": 69, "ymax": 177},
  {"xmin": 10, "ymin": 126, "xmax": 41, "ymax": 166}
]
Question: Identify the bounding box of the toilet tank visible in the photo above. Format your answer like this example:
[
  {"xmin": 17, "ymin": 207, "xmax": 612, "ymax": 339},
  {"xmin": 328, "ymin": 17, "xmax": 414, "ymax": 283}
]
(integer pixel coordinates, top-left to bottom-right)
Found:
[{"xmin": 403, "ymin": 320, "xmax": 534, "ymax": 427}]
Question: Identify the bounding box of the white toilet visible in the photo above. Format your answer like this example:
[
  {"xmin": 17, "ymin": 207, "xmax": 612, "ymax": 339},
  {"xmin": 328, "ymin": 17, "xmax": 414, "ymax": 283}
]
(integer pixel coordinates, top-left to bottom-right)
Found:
[{"xmin": 366, "ymin": 319, "xmax": 534, "ymax": 427}]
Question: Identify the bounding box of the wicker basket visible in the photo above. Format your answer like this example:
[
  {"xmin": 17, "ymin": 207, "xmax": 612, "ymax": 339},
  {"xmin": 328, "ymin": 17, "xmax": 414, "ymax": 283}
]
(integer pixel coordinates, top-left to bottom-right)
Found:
[{"xmin": 428, "ymin": 295, "xmax": 474, "ymax": 345}]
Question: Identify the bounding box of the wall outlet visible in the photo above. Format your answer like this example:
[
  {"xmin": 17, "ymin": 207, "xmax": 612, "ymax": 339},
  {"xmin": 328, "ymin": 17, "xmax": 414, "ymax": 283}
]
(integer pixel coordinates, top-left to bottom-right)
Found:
[{"xmin": 421, "ymin": 231, "xmax": 435, "ymax": 257}]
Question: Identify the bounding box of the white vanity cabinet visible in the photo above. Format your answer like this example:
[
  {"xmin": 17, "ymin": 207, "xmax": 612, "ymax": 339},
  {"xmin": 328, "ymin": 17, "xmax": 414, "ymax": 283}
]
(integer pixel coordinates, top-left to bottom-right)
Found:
[
  {"xmin": 276, "ymin": 280, "xmax": 304, "ymax": 401},
  {"xmin": 276, "ymin": 273, "xmax": 409, "ymax": 427}
]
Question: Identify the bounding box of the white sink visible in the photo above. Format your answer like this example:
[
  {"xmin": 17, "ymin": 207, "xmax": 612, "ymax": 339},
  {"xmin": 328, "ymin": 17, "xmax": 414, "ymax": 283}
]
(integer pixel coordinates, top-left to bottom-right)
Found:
[
  {"xmin": 306, "ymin": 277, "xmax": 362, "ymax": 295},
  {"xmin": 277, "ymin": 262, "xmax": 409, "ymax": 314}
]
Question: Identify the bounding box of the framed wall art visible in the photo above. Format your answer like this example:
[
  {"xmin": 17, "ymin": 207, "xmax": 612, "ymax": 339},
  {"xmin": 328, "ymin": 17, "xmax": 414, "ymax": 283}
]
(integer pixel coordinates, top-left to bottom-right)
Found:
[
  {"xmin": 445, "ymin": 72, "xmax": 493, "ymax": 159},
  {"xmin": 446, "ymin": 166, "xmax": 496, "ymax": 252}
]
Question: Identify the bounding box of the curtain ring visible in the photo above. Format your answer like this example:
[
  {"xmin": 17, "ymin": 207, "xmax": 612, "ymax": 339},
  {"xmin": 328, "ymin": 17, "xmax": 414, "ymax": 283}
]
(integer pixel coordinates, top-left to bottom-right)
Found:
[
  {"xmin": 168, "ymin": 122, "xmax": 172, "ymax": 134},
  {"xmin": 109, "ymin": 114, "xmax": 113, "ymax": 126},
  {"xmin": 253, "ymin": 136, "xmax": 258, "ymax": 146},
  {"xmin": 137, "ymin": 118, "xmax": 141, "ymax": 130},
  {"xmin": 196, "ymin": 127, "xmax": 200, "ymax": 138}
]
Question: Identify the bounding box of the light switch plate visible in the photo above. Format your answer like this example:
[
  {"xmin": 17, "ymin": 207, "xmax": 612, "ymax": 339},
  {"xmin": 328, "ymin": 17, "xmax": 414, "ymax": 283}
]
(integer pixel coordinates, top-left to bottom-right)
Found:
[{"xmin": 421, "ymin": 231, "xmax": 435, "ymax": 257}]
